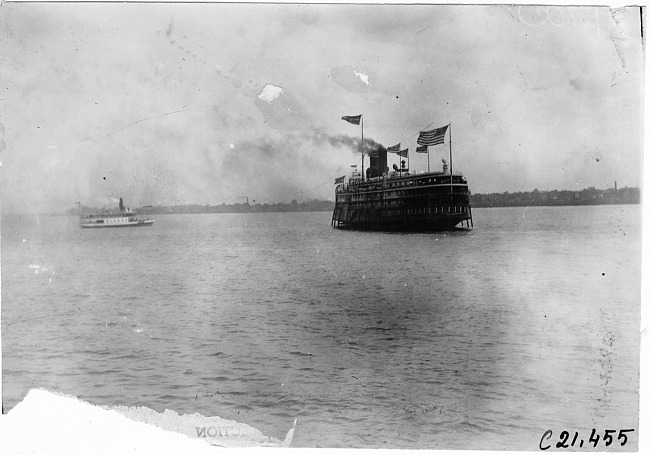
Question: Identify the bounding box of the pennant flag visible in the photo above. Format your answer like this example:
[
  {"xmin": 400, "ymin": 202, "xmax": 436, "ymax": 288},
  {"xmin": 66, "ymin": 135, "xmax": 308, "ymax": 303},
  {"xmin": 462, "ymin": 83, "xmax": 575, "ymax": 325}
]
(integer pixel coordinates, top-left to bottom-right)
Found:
[
  {"xmin": 334, "ymin": 175, "xmax": 345, "ymax": 184},
  {"xmin": 341, "ymin": 115, "xmax": 362, "ymax": 125},
  {"xmin": 386, "ymin": 143, "xmax": 401, "ymax": 153},
  {"xmin": 416, "ymin": 145, "xmax": 428, "ymax": 153},
  {"xmin": 397, "ymin": 148, "xmax": 408, "ymax": 157},
  {"xmin": 417, "ymin": 124, "xmax": 449, "ymax": 146}
]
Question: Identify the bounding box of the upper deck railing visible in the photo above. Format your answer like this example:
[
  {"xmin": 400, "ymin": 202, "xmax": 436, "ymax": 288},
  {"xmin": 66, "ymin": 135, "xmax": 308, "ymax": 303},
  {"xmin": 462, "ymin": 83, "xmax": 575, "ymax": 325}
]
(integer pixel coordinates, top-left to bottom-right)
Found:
[{"xmin": 335, "ymin": 171, "xmax": 467, "ymax": 194}]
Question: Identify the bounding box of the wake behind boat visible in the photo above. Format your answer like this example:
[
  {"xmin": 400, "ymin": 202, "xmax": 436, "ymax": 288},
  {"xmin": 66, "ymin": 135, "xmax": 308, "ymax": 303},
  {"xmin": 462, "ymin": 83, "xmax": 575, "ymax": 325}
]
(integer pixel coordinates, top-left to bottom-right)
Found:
[{"xmin": 79, "ymin": 198, "xmax": 154, "ymax": 228}]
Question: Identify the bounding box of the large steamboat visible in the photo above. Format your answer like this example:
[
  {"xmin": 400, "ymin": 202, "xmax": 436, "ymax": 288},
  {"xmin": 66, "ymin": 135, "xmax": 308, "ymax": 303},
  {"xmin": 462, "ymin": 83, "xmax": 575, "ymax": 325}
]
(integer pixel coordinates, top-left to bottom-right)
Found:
[{"xmin": 331, "ymin": 119, "xmax": 472, "ymax": 231}]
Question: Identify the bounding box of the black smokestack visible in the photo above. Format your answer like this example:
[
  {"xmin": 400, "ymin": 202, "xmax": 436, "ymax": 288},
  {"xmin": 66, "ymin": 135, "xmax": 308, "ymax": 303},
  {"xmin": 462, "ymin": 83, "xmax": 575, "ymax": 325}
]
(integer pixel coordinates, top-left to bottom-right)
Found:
[
  {"xmin": 119, "ymin": 198, "xmax": 124, "ymax": 212},
  {"xmin": 368, "ymin": 144, "xmax": 388, "ymax": 177}
]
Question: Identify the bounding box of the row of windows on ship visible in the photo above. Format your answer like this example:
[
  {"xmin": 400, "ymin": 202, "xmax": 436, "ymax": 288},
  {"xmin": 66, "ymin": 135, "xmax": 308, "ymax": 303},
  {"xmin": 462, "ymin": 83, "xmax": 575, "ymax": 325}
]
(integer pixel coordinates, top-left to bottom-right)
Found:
[
  {"xmin": 352, "ymin": 175, "xmax": 467, "ymax": 188},
  {"xmin": 337, "ymin": 191, "xmax": 469, "ymax": 203},
  {"xmin": 92, "ymin": 218, "xmax": 137, "ymax": 223},
  {"xmin": 336, "ymin": 179, "xmax": 467, "ymax": 194},
  {"xmin": 385, "ymin": 206, "xmax": 470, "ymax": 215},
  {"xmin": 344, "ymin": 206, "xmax": 470, "ymax": 216}
]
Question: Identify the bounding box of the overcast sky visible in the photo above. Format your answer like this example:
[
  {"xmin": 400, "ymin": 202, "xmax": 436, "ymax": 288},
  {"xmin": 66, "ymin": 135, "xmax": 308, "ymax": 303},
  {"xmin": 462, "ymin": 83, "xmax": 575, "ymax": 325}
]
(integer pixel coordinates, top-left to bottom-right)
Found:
[{"xmin": 0, "ymin": 3, "xmax": 644, "ymax": 213}]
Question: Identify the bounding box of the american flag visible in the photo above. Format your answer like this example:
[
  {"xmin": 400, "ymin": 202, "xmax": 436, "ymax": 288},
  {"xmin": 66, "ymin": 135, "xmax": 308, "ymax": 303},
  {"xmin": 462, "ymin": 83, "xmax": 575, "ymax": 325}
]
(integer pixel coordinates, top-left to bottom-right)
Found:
[
  {"xmin": 415, "ymin": 145, "xmax": 428, "ymax": 153},
  {"xmin": 334, "ymin": 175, "xmax": 345, "ymax": 184},
  {"xmin": 397, "ymin": 148, "xmax": 408, "ymax": 157},
  {"xmin": 386, "ymin": 143, "xmax": 401, "ymax": 153},
  {"xmin": 341, "ymin": 115, "xmax": 362, "ymax": 125},
  {"xmin": 417, "ymin": 124, "xmax": 449, "ymax": 146}
]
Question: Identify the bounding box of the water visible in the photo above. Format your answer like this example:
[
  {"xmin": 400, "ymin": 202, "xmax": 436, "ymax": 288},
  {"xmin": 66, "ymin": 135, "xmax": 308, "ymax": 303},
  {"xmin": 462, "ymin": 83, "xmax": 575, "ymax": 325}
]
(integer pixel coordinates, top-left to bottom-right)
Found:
[{"xmin": 1, "ymin": 206, "xmax": 640, "ymax": 449}]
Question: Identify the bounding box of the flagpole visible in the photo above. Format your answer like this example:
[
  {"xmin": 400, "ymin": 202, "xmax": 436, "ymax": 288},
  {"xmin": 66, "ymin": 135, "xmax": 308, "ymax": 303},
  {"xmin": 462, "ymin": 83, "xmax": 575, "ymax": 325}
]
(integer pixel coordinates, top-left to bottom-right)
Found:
[
  {"xmin": 449, "ymin": 123, "xmax": 453, "ymax": 176},
  {"xmin": 449, "ymin": 123, "xmax": 453, "ymax": 197},
  {"xmin": 361, "ymin": 115, "xmax": 365, "ymax": 181},
  {"xmin": 427, "ymin": 147, "xmax": 430, "ymax": 173}
]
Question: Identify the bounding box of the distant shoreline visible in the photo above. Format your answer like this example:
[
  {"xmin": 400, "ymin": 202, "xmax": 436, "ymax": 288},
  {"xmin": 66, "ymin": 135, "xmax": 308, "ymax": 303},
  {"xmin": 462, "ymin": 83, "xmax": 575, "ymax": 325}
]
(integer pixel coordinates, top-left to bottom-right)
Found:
[
  {"xmin": 116, "ymin": 186, "xmax": 643, "ymax": 213},
  {"xmin": 470, "ymin": 186, "xmax": 639, "ymax": 208},
  {"xmin": 5, "ymin": 186, "xmax": 640, "ymax": 216}
]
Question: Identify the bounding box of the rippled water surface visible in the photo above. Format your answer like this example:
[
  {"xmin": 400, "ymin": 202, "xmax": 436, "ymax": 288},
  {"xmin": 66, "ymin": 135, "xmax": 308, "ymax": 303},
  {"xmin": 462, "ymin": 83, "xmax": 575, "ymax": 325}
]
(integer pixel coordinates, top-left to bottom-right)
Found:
[{"xmin": 2, "ymin": 206, "xmax": 641, "ymax": 449}]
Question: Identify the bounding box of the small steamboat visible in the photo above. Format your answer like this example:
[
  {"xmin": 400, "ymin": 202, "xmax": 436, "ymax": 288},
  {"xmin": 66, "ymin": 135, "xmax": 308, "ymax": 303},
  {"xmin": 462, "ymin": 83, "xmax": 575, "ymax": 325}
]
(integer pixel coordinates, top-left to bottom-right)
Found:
[{"xmin": 79, "ymin": 198, "xmax": 154, "ymax": 228}]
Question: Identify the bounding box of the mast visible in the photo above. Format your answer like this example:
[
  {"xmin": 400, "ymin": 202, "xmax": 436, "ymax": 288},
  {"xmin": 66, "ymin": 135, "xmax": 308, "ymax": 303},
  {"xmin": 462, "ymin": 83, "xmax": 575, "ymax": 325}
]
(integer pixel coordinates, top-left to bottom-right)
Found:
[
  {"xmin": 361, "ymin": 115, "xmax": 365, "ymax": 181},
  {"xmin": 449, "ymin": 123, "xmax": 453, "ymax": 195},
  {"xmin": 341, "ymin": 114, "xmax": 364, "ymax": 180},
  {"xmin": 449, "ymin": 122, "xmax": 453, "ymax": 176}
]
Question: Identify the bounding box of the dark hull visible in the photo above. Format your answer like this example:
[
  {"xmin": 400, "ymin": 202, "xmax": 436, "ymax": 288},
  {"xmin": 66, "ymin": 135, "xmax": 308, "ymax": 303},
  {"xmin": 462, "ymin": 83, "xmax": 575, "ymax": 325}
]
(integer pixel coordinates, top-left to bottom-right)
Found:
[
  {"xmin": 332, "ymin": 212, "xmax": 470, "ymax": 231},
  {"xmin": 79, "ymin": 220, "xmax": 154, "ymax": 228},
  {"xmin": 332, "ymin": 173, "xmax": 472, "ymax": 232},
  {"xmin": 80, "ymin": 223, "xmax": 154, "ymax": 228}
]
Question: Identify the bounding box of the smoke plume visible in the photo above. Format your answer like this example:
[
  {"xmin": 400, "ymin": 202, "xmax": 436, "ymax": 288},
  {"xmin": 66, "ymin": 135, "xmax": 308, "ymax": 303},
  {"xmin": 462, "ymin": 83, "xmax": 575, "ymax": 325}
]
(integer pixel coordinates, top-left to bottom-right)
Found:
[{"xmin": 308, "ymin": 129, "xmax": 385, "ymax": 155}]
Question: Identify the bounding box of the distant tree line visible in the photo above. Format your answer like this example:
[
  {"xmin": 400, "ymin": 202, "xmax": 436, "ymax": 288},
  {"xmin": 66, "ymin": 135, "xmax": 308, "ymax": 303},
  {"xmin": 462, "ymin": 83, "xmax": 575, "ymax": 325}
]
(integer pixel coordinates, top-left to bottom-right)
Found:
[
  {"xmin": 66, "ymin": 186, "xmax": 640, "ymax": 216},
  {"xmin": 135, "ymin": 199, "xmax": 336, "ymax": 215},
  {"xmin": 470, "ymin": 186, "xmax": 640, "ymax": 208}
]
